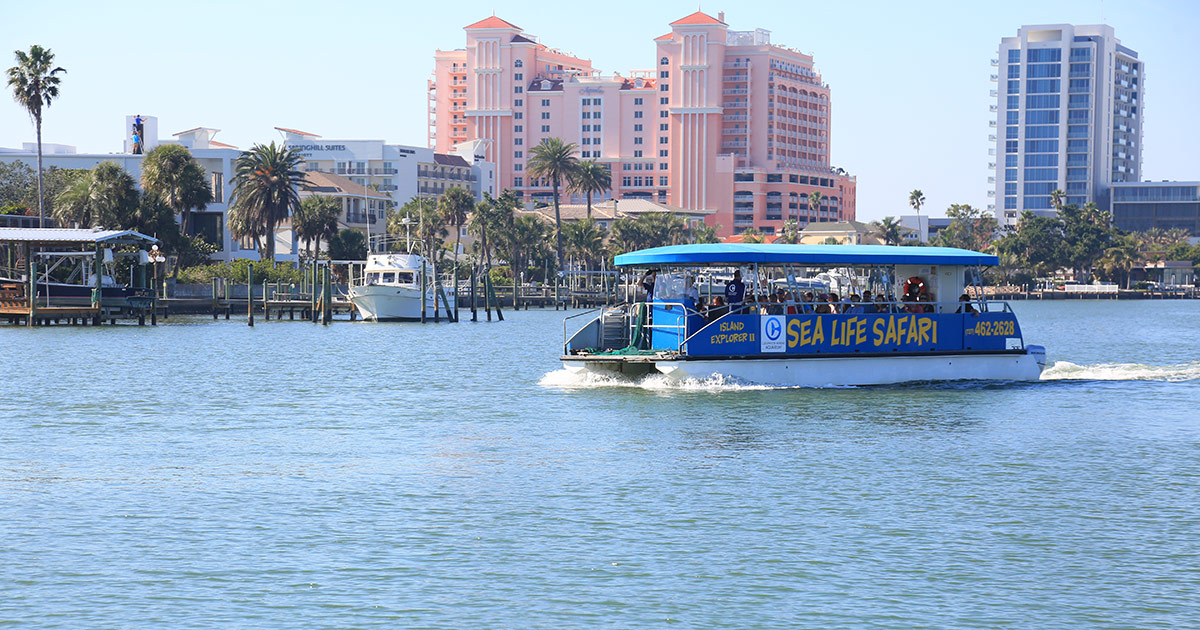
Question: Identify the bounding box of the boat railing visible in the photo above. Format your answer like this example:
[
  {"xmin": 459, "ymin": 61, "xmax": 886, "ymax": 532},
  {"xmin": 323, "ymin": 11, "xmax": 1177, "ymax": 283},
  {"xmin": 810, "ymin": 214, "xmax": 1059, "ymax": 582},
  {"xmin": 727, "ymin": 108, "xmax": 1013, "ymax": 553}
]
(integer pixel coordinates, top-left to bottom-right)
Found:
[{"xmin": 641, "ymin": 301, "xmax": 701, "ymax": 351}]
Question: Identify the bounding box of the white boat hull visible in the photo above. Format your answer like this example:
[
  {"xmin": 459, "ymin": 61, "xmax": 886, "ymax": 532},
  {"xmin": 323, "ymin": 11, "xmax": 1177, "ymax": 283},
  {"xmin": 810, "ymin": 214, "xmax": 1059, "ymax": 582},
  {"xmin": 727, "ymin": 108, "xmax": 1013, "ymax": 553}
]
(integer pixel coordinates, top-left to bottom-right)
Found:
[
  {"xmin": 349, "ymin": 285, "xmax": 454, "ymax": 321},
  {"xmin": 566, "ymin": 351, "xmax": 1045, "ymax": 386}
]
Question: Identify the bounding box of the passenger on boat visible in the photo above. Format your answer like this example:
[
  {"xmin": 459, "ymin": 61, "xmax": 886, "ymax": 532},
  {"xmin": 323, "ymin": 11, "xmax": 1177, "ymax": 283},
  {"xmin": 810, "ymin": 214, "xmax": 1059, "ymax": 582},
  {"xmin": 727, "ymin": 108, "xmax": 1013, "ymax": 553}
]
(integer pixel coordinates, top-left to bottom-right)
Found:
[
  {"xmin": 874, "ymin": 294, "xmax": 890, "ymax": 313},
  {"xmin": 826, "ymin": 293, "xmax": 840, "ymax": 314},
  {"xmin": 844, "ymin": 293, "xmax": 865, "ymax": 314},
  {"xmin": 707, "ymin": 296, "xmax": 727, "ymax": 321},
  {"xmin": 801, "ymin": 292, "xmax": 815, "ymax": 314},
  {"xmin": 916, "ymin": 292, "xmax": 935, "ymax": 313},
  {"xmin": 861, "ymin": 290, "xmax": 876, "ymax": 314},
  {"xmin": 684, "ymin": 276, "xmax": 701, "ymax": 305},
  {"xmin": 766, "ymin": 293, "xmax": 784, "ymax": 315},
  {"xmin": 814, "ymin": 294, "xmax": 831, "ymax": 314},
  {"xmin": 640, "ymin": 270, "xmax": 657, "ymax": 302},
  {"xmin": 956, "ymin": 293, "xmax": 978, "ymax": 313},
  {"xmin": 785, "ymin": 291, "xmax": 798, "ymax": 315},
  {"xmin": 725, "ymin": 270, "xmax": 746, "ymax": 313}
]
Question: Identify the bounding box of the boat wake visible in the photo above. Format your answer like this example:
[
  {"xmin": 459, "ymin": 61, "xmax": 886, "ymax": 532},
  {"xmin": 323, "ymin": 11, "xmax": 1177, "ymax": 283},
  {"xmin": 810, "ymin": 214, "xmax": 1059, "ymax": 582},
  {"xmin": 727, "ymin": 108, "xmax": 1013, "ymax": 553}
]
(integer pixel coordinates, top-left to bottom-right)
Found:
[
  {"xmin": 537, "ymin": 369, "xmax": 848, "ymax": 392},
  {"xmin": 1041, "ymin": 361, "xmax": 1200, "ymax": 383}
]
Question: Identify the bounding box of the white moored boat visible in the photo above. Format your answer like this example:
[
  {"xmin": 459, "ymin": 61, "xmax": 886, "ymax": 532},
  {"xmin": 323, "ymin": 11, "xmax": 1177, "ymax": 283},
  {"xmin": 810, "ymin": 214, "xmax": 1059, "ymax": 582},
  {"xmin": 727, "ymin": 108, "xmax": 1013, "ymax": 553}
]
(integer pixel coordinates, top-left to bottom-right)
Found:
[
  {"xmin": 348, "ymin": 253, "xmax": 455, "ymax": 321},
  {"xmin": 562, "ymin": 244, "xmax": 1046, "ymax": 386}
]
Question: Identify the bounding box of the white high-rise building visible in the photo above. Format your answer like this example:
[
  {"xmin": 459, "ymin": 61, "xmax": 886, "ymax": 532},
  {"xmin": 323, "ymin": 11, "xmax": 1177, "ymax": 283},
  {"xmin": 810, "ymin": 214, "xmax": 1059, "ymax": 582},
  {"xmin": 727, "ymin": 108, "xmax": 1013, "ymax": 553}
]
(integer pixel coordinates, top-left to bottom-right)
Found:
[{"xmin": 992, "ymin": 24, "xmax": 1143, "ymax": 227}]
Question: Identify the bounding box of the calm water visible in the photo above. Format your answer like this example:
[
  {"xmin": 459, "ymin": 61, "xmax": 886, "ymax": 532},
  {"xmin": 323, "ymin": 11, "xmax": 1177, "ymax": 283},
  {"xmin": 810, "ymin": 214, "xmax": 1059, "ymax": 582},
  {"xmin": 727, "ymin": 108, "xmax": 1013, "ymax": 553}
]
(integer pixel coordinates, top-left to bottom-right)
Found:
[{"xmin": 2, "ymin": 300, "xmax": 1199, "ymax": 629}]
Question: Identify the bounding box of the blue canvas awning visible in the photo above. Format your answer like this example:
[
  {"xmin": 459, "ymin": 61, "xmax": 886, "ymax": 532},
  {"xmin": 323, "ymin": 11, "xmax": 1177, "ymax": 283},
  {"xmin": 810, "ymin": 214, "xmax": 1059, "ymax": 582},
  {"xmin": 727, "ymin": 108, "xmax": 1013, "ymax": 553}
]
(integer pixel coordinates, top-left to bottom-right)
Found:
[{"xmin": 614, "ymin": 244, "xmax": 998, "ymax": 267}]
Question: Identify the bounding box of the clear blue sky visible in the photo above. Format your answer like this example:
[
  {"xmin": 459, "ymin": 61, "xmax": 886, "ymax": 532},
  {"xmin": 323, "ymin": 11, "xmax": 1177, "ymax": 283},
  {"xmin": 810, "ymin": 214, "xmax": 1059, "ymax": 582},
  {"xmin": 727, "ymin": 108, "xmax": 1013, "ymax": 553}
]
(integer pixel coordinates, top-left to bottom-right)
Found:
[{"xmin": 3, "ymin": 0, "xmax": 1198, "ymax": 221}]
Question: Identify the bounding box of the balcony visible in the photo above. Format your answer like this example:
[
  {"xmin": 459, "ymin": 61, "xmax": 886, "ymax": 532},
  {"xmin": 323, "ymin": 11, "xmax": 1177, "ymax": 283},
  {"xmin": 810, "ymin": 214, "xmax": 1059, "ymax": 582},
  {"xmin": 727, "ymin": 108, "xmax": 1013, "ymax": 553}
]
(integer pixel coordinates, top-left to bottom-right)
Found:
[
  {"xmin": 723, "ymin": 100, "xmax": 748, "ymax": 109},
  {"xmin": 989, "ymin": 89, "xmax": 998, "ymax": 98},
  {"xmin": 987, "ymin": 176, "xmax": 996, "ymax": 184},
  {"xmin": 988, "ymin": 134, "xmax": 996, "ymax": 142},
  {"xmin": 723, "ymin": 73, "xmax": 749, "ymax": 82},
  {"xmin": 989, "ymin": 120, "xmax": 997, "ymax": 128},
  {"xmin": 722, "ymin": 127, "xmax": 748, "ymax": 135},
  {"xmin": 987, "ymin": 190, "xmax": 995, "ymax": 197},
  {"xmin": 990, "ymin": 74, "xmax": 998, "ymax": 82},
  {"xmin": 723, "ymin": 61, "xmax": 750, "ymax": 69},
  {"xmin": 377, "ymin": 185, "xmax": 398, "ymax": 192},
  {"xmin": 722, "ymin": 140, "xmax": 748, "ymax": 149},
  {"xmin": 722, "ymin": 114, "xmax": 748, "ymax": 122},
  {"xmin": 372, "ymin": 167, "xmax": 398, "ymax": 175},
  {"xmin": 990, "ymin": 58, "xmax": 999, "ymax": 66},
  {"xmin": 722, "ymin": 88, "xmax": 748, "ymax": 95},
  {"xmin": 988, "ymin": 161, "xmax": 996, "ymax": 170},
  {"xmin": 989, "ymin": 104, "xmax": 998, "ymax": 112}
]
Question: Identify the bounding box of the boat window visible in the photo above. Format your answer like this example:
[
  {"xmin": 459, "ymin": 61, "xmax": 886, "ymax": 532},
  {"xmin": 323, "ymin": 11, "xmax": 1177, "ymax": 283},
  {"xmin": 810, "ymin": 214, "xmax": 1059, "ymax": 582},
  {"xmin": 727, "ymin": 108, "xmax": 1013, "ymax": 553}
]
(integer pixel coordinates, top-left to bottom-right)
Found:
[
  {"xmin": 382, "ymin": 272, "xmax": 396, "ymax": 284},
  {"xmin": 396, "ymin": 272, "xmax": 415, "ymax": 284},
  {"xmin": 652, "ymin": 273, "xmax": 687, "ymax": 300}
]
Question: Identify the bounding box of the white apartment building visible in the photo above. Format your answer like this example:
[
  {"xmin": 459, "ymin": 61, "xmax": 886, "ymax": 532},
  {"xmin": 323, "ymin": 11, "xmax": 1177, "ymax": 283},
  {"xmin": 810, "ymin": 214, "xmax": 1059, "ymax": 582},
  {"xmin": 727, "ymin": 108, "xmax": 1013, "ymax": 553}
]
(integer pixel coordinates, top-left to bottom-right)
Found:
[{"xmin": 992, "ymin": 24, "xmax": 1143, "ymax": 227}]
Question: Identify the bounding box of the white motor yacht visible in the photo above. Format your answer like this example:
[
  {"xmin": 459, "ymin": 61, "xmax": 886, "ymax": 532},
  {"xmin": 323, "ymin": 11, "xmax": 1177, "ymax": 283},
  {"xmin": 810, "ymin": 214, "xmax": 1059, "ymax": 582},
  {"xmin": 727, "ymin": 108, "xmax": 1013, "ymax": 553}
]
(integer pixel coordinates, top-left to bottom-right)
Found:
[{"xmin": 348, "ymin": 253, "xmax": 455, "ymax": 321}]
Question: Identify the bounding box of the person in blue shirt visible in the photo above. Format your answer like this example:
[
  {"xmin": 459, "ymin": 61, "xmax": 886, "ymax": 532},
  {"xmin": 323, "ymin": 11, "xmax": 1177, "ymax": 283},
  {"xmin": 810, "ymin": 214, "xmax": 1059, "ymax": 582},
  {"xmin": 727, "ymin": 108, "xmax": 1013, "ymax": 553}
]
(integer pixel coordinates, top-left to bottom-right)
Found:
[{"xmin": 724, "ymin": 269, "xmax": 745, "ymax": 313}]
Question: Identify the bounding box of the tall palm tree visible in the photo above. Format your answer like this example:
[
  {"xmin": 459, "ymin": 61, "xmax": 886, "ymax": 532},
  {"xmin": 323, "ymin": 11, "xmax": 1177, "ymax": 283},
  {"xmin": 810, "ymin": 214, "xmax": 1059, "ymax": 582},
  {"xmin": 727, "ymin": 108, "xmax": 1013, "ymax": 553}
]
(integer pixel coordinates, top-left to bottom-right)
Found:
[
  {"xmin": 808, "ymin": 191, "xmax": 825, "ymax": 218},
  {"xmin": 526, "ymin": 137, "xmax": 580, "ymax": 272},
  {"xmin": 510, "ymin": 214, "xmax": 548, "ymax": 281},
  {"xmin": 6, "ymin": 45, "xmax": 66, "ymax": 227},
  {"xmin": 1050, "ymin": 189, "xmax": 1066, "ymax": 211},
  {"xmin": 293, "ymin": 195, "xmax": 340, "ymax": 259},
  {"xmin": 228, "ymin": 142, "xmax": 305, "ymax": 261},
  {"xmin": 53, "ymin": 161, "xmax": 138, "ymax": 229},
  {"xmin": 872, "ymin": 216, "xmax": 905, "ymax": 246},
  {"xmin": 908, "ymin": 189, "xmax": 925, "ymax": 216},
  {"xmin": 140, "ymin": 143, "xmax": 212, "ymax": 237},
  {"xmin": 438, "ymin": 185, "xmax": 474, "ymax": 267},
  {"xmin": 1100, "ymin": 240, "xmax": 1139, "ymax": 289},
  {"xmin": 569, "ymin": 160, "xmax": 611, "ymax": 219}
]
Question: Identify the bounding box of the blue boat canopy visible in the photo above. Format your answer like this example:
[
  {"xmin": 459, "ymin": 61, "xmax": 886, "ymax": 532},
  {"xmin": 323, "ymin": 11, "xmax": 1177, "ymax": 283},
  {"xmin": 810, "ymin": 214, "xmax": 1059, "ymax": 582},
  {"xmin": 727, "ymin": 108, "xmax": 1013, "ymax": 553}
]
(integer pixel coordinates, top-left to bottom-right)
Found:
[{"xmin": 614, "ymin": 243, "xmax": 998, "ymax": 267}]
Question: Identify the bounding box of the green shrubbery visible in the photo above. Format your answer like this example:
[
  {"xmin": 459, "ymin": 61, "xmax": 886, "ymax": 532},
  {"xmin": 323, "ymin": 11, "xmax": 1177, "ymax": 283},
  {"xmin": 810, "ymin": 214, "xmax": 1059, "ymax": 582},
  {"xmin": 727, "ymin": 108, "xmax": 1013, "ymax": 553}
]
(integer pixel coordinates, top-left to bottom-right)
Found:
[{"xmin": 177, "ymin": 259, "xmax": 305, "ymax": 285}]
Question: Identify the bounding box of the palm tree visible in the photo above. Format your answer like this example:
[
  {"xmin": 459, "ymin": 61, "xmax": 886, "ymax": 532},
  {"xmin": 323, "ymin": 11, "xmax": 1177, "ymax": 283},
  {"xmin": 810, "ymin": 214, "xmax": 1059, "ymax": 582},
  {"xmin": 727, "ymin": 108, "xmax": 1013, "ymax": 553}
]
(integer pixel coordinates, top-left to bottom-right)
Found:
[
  {"xmin": 777, "ymin": 219, "xmax": 801, "ymax": 244},
  {"xmin": 808, "ymin": 191, "xmax": 825, "ymax": 219},
  {"xmin": 293, "ymin": 195, "xmax": 340, "ymax": 259},
  {"xmin": 908, "ymin": 189, "xmax": 925, "ymax": 216},
  {"xmin": 438, "ymin": 185, "xmax": 474, "ymax": 267},
  {"xmin": 6, "ymin": 45, "xmax": 66, "ymax": 227},
  {"xmin": 526, "ymin": 137, "xmax": 580, "ymax": 272},
  {"xmin": 53, "ymin": 161, "xmax": 138, "ymax": 229},
  {"xmin": 140, "ymin": 144, "xmax": 212, "ymax": 238},
  {"xmin": 1100, "ymin": 240, "xmax": 1139, "ymax": 289},
  {"xmin": 740, "ymin": 227, "xmax": 765, "ymax": 244},
  {"xmin": 569, "ymin": 160, "xmax": 611, "ymax": 219},
  {"xmin": 563, "ymin": 218, "xmax": 606, "ymax": 270},
  {"xmin": 1050, "ymin": 189, "xmax": 1066, "ymax": 212},
  {"xmin": 228, "ymin": 142, "xmax": 305, "ymax": 261},
  {"xmin": 510, "ymin": 214, "xmax": 548, "ymax": 281},
  {"xmin": 690, "ymin": 222, "xmax": 720, "ymax": 244},
  {"xmin": 872, "ymin": 216, "xmax": 905, "ymax": 246}
]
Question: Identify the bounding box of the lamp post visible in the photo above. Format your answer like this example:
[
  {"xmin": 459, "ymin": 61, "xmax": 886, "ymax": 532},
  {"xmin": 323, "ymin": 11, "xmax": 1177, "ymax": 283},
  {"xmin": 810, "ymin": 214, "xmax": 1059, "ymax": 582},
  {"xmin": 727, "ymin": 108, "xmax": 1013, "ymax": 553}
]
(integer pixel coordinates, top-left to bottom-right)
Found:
[{"xmin": 149, "ymin": 245, "xmax": 167, "ymax": 298}]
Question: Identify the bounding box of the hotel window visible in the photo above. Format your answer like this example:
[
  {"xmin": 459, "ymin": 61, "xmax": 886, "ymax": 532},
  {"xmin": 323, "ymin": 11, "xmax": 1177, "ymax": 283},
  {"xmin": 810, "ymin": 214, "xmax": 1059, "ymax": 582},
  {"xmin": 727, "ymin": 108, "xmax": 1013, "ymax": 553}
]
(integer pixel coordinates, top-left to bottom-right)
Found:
[
  {"xmin": 541, "ymin": 125, "xmax": 550, "ymax": 132},
  {"xmin": 514, "ymin": 112, "xmax": 523, "ymax": 119},
  {"xmin": 660, "ymin": 111, "xmax": 667, "ymax": 118},
  {"xmin": 514, "ymin": 125, "xmax": 522, "ymax": 132},
  {"xmin": 634, "ymin": 177, "xmax": 643, "ymax": 186},
  {"xmin": 541, "ymin": 112, "xmax": 550, "ymax": 119},
  {"xmin": 659, "ymin": 136, "xmax": 667, "ymax": 144},
  {"xmin": 634, "ymin": 111, "xmax": 643, "ymax": 119},
  {"xmin": 541, "ymin": 99, "xmax": 550, "ymax": 106},
  {"xmin": 634, "ymin": 163, "xmax": 643, "ymax": 171},
  {"xmin": 210, "ymin": 172, "xmax": 223, "ymax": 202},
  {"xmin": 622, "ymin": 176, "xmax": 631, "ymax": 186},
  {"xmin": 514, "ymin": 99, "xmax": 522, "ymax": 107},
  {"xmin": 514, "ymin": 86, "xmax": 523, "ymax": 93},
  {"xmin": 634, "ymin": 150, "xmax": 642, "ymax": 157},
  {"xmin": 514, "ymin": 164, "xmax": 523, "ymax": 171},
  {"xmin": 660, "ymin": 97, "xmax": 667, "ymax": 105},
  {"xmin": 582, "ymin": 138, "xmax": 590, "ymax": 145},
  {"xmin": 660, "ymin": 123, "xmax": 668, "ymax": 131},
  {"xmin": 515, "ymin": 59, "xmax": 523, "ymax": 67},
  {"xmin": 634, "ymin": 137, "xmax": 643, "ymax": 145},
  {"xmin": 660, "ymin": 56, "xmax": 668, "ymax": 65},
  {"xmin": 514, "ymin": 73, "xmax": 523, "ymax": 80},
  {"xmin": 514, "ymin": 151, "xmax": 523, "ymax": 158},
  {"xmin": 659, "ymin": 176, "xmax": 668, "ymax": 186},
  {"xmin": 582, "ymin": 112, "xmax": 590, "ymax": 119},
  {"xmin": 593, "ymin": 125, "xmax": 600, "ymax": 131},
  {"xmin": 582, "ymin": 125, "xmax": 590, "ymax": 132},
  {"xmin": 633, "ymin": 124, "xmax": 642, "ymax": 131},
  {"xmin": 660, "ymin": 84, "xmax": 669, "ymax": 91},
  {"xmin": 623, "ymin": 164, "xmax": 631, "ymax": 171},
  {"xmin": 514, "ymin": 138, "xmax": 523, "ymax": 145},
  {"xmin": 659, "ymin": 151, "xmax": 668, "ymax": 158},
  {"xmin": 659, "ymin": 163, "xmax": 668, "ymax": 170},
  {"xmin": 659, "ymin": 71, "xmax": 669, "ymax": 78},
  {"xmin": 514, "ymin": 177, "xmax": 523, "ymax": 186},
  {"xmin": 634, "ymin": 98, "xmax": 643, "ymax": 105}
]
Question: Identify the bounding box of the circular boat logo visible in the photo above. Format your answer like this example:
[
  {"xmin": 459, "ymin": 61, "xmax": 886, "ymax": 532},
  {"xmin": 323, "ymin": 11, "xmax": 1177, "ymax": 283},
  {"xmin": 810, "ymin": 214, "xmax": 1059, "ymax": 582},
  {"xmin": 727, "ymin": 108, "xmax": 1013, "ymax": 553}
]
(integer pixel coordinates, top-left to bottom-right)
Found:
[{"xmin": 766, "ymin": 317, "xmax": 782, "ymax": 340}]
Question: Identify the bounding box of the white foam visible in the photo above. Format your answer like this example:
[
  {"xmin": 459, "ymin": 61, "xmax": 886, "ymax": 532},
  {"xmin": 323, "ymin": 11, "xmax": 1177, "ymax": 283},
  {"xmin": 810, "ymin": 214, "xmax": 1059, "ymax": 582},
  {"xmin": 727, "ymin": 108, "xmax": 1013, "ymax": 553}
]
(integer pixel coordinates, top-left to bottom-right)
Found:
[
  {"xmin": 537, "ymin": 368, "xmax": 845, "ymax": 392},
  {"xmin": 1041, "ymin": 361, "xmax": 1200, "ymax": 383}
]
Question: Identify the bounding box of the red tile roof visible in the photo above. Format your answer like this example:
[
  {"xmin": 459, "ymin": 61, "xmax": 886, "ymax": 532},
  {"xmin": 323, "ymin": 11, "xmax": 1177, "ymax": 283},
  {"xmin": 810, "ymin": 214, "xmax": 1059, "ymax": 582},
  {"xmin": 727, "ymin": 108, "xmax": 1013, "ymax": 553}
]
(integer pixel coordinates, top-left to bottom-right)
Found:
[
  {"xmin": 465, "ymin": 16, "xmax": 519, "ymax": 30},
  {"xmin": 670, "ymin": 11, "xmax": 725, "ymax": 26},
  {"xmin": 209, "ymin": 140, "xmax": 238, "ymax": 149},
  {"xmin": 654, "ymin": 33, "xmax": 674, "ymax": 41}
]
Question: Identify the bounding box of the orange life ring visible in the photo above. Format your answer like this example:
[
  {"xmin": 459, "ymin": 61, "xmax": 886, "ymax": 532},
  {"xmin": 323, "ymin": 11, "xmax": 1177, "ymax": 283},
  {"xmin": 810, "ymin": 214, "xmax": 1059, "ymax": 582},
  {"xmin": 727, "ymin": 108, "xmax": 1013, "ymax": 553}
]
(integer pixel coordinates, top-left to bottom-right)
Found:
[{"xmin": 903, "ymin": 276, "xmax": 927, "ymax": 297}]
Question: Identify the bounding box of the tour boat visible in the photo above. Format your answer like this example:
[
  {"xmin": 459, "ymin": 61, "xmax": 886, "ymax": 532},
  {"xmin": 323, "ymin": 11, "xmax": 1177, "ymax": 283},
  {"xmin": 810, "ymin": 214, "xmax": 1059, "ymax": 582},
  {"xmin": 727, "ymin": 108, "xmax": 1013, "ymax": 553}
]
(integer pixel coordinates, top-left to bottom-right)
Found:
[
  {"xmin": 348, "ymin": 253, "xmax": 455, "ymax": 321},
  {"xmin": 561, "ymin": 244, "xmax": 1046, "ymax": 386}
]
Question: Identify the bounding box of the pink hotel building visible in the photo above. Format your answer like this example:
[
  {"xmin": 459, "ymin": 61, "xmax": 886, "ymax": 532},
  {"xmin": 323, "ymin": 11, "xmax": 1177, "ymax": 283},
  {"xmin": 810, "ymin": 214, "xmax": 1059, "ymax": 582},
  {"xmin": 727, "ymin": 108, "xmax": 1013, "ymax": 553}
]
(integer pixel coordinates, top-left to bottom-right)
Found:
[{"xmin": 430, "ymin": 11, "xmax": 856, "ymax": 237}]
